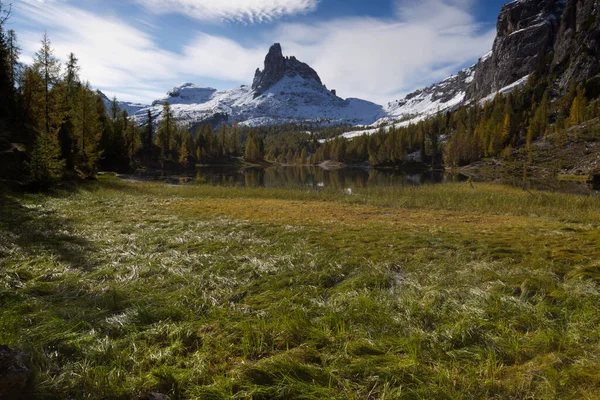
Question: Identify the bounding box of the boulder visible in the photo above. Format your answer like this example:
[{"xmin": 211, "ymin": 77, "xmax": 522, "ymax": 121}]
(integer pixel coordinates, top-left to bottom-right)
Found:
[{"xmin": 0, "ymin": 345, "xmax": 31, "ymax": 400}]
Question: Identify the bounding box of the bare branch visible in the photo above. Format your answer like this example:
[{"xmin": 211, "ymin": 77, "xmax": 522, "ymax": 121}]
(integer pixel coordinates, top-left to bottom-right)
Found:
[{"xmin": 0, "ymin": 2, "xmax": 12, "ymax": 26}]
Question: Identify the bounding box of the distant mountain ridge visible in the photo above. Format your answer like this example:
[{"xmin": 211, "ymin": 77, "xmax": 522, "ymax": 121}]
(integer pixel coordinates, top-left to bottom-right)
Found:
[
  {"xmin": 130, "ymin": 43, "xmax": 385, "ymax": 128},
  {"xmin": 99, "ymin": 91, "xmax": 147, "ymax": 117},
  {"xmin": 343, "ymin": 0, "xmax": 599, "ymax": 137},
  {"xmin": 104, "ymin": 0, "xmax": 599, "ymax": 133}
]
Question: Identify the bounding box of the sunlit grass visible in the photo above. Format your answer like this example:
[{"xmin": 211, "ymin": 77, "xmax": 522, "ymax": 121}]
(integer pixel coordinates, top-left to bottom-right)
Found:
[{"xmin": 1, "ymin": 176, "xmax": 600, "ymax": 398}]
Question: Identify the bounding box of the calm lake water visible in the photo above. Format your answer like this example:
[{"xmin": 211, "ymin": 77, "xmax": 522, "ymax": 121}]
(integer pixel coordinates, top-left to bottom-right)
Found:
[{"xmin": 118, "ymin": 166, "xmax": 600, "ymax": 196}]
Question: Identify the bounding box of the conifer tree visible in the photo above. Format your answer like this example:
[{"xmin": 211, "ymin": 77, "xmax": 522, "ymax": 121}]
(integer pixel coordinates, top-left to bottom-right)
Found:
[
  {"xmin": 122, "ymin": 110, "xmax": 140, "ymax": 168},
  {"xmin": 569, "ymin": 88, "xmax": 586, "ymax": 126},
  {"xmin": 245, "ymin": 129, "xmax": 263, "ymax": 163},
  {"xmin": 6, "ymin": 29, "xmax": 20, "ymax": 91},
  {"xmin": 28, "ymin": 128, "xmax": 65, "ymax": 184},
  {"xmin": 144, "ymin": 110, "xmax": 154, "ymax": 150},
  {"xmin": 230, "ymin": 122, "xmax": 241, "ymax": 156},
  {"xmin": 300, "ymin": 147, "xmax": 307, "ymax": 165},
  {"xmin": 156, "ymin": 102, "xmax": 174, "ymax": 162},
  {"xmin": 57, "ymin": 52, "xmax": 80, "ymax": 169},
  {"xmin": 33, "ymin": 32, "xmax": 61, "ymax": 137},
  {"xmin": 216, "ymin": 124, "xmax": 229, "ymax": 157},
  {"xmin": 28, "ymin": 33, "xmax": 64, "ymax": 182},
  {"xmin": 179, "ymin": 136, "xmax": 190, "ymax": 168},
  {"xmin": 73, "ymin": 82, "xmax": 103, "ymax": 174},
  {"xmin": 0, "ymin": 5, "xmax": 14, "ymax": 120}
]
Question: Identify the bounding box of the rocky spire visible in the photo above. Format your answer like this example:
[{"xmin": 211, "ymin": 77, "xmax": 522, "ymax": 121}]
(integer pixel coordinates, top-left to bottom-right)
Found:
[{"xmin": 252, "ymin": 43, "xmax": 323, "ymax": 97}]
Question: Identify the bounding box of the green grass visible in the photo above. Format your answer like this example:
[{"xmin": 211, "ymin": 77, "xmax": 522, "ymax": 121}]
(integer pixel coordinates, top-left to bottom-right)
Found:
[{"xmin": 1, "ymin": 176, "xmax": 600, "ymax": 399}]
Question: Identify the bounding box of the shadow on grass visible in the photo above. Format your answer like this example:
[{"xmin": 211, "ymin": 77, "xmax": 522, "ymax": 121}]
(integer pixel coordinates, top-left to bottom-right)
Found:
[{"xmin": 0, "ymin": 186, "xmax": 96, "ymax": 271}]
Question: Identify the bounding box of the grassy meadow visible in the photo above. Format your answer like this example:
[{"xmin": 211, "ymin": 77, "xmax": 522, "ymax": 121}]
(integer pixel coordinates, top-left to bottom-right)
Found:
[{"xmin": 1, "ymin": 176, "xmax": 600, "ymax": 399}]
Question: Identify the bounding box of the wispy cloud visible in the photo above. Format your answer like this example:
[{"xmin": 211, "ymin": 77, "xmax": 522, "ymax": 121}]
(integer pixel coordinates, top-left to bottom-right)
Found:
[
  {"xmin": 13, "ymin": 0, "xmax": 495, "ymax": 105},
  {"xmin": 133, "ymin": 0, "xmax": 320, "ymax": 23},
  {"xmin": 14, "ymin": 0, "xmax": 266, "ymax": 102},
  {"xmin": 272, "ymin": 0, "xmax": 495, "ymax": 104}
]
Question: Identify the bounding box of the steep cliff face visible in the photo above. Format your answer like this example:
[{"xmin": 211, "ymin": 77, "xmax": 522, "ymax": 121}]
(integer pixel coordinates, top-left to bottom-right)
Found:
[
  {"xmin": 468, "ymin": 0, "xmax": 567, "ymax": 99},
  {"xmin": 251, "ymin": 43, "xmax": 323, "ymax": 97},
  {"xmin": 553, "ymin": 0, "xmax": 600, "ymax": 90}
]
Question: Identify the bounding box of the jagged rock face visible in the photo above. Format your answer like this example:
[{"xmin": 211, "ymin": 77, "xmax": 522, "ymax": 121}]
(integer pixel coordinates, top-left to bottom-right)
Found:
[
  {"xmin": 467, "ymin": 0, "xmax": 567, "ymax": 99},
  {"xmin": 252, "ymin": 43, "xmax": 323, "ymax": 97},
  {"xmin": 553, "ymin": 0, "xmax": 600, "ymax": 90}
]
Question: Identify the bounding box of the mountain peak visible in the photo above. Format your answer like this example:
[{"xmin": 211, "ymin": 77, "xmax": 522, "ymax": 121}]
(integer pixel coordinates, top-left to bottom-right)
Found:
[
  {"xmin": 267, "ymin": 43, "xmax": 283, "ymax": 58},
  {"xmin": 252, "ymin": 43, "xmax": 323, "ymax": 97}
]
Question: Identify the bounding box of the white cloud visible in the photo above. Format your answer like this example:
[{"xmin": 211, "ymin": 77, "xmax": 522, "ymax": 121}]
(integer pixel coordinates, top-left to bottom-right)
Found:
[
  {"xmin": 14, "ymin": 0, "xmax": 266, "ymax": 102},
  {"xmin": 271, "ymin": 0, "xmax": 496, "ymax": 104},
  {"xmin": 13, "ymin": 0, "xmax": 496, "ymax": 106},
  {"xmin": 134, "ymin": 0, "xmax": 320, "ymax": 23}
]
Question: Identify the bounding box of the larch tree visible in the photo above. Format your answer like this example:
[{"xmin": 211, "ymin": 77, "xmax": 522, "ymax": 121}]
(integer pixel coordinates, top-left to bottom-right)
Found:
[
  {"xmin": 230, "ymin": 122, "xmax": 241, "ymax": 156},
  {"xmin": 569, "ymin": 88, "xmax": 587, "ymax": 126},
  {"xmin": 33, "ymin": 32, "xmax": 61, "ymax": 136},
  {"xmin": 156, "ymin": 101, "xmax": 174, "ymax": 162},
  {"xmin": 73, "ymin": 82, "xmax": 103, "ymax": 174},
  {"xmin": 178, "ymin": 134, "xmax": 190, "ymax": 168},
  {"xmin": 28, "ymin": 33, "xmax": 64, "ymax": 183},
  {"xmin": 58, "ymin": 52, "xmax": 81, "ymax": 169}
]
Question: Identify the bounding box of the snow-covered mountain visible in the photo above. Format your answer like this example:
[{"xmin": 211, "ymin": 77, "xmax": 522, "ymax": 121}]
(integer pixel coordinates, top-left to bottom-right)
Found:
[
  {"xmin": 103, "ymin": 0, "xmax": 596, "ymax": 139},
  {"xmin": 99, "ymin": 91, "xmax": 148, "ymax": 117},
  {"xmin": 386, "ymin": 65, "xmax": 476, "ymax": 121},
  {"xmin": 132, "ymin": 43, "xmax": 385, "ymax": 128}
]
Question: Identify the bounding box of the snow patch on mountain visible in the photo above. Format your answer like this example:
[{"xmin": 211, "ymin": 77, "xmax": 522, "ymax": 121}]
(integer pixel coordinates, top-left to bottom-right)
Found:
[
  {"xmin": 339, "ymin": 64, "xmax": 478, "ymax": 139},
  {"xmin": 478, "ymin": 74, "xmax": 530, "ymax": 103},
  {"xmin": 133, "ymin": 76, "xmax": 385, "ymax": 128},
  {"xmin": 152, "ymin": 83, "xmax": 217, "ymax": 106},
  {"xmin": 99, "ymin": 91, "xmax": 148, "ymax": 116},
  {"xmin": 384, "ymin": 65, "xmax": 476, "ymax": 121}
]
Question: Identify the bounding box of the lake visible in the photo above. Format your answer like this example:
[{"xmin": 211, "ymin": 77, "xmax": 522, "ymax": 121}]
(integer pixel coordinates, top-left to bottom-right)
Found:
[{"xmin": 117, "ymin": 166, "xmax": 600, "ymax": 195}]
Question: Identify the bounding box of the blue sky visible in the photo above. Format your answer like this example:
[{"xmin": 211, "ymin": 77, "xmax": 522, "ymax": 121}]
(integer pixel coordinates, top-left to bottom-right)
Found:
[{"xmin": 10, "ymin": 0, "xmax": 506, "ymax": 105}]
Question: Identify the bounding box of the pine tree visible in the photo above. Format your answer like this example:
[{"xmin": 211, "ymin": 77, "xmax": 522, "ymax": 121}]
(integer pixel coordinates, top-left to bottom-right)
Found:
[
  {"xmin": 156, "ymin": 102, "xmax": 174, "ymax": 162},
  {"xmin": 300, "ymin": 147, "xmax": 307, "ymax": 165},
  {"xmin": 57, "ymin": 52, "xmax": 80, "ymax": 169},
  {"xmin": 230, "ymin": 121, "xmax": 241, "ymax": 156},
  {"xmin": 72, "ymin": 82, "xmax": 103, "ymax": 174},
  {"xmin": 33, "ymin": 32, "xmax": 61, "ymax": 137},
  {"xmin": 569, "ymin": 88, "xmax": 586, "ymax": 126},
  {"xmin": 27, "ymin": 33, "xmax": 64, "ymax": 182},
  {"xmin": 216, "ymin": 124, "xmax": 229, "ymax": 157},
  {"xmin": 122, "ymin": 110, "xmax": 139, "ymax": 167},
  {"xmin": 179, "ymin": 137, "xmax": 190, "ymax": 168},
  {"xmin": 144, "ymin": 110, "xmax": 154, "ymax": 150},
  {"xmin": 245, "ymin": 129, "xmax": 262, "ymax": 163},
  {"xmin": 0, "ymin": 6, "xmax": 15, "ymax": 123},
  {"xmin": 285, "ymin": 149, "xmax": 293, "ymax": 164},
  {"xmin": 6, "ymin": 29, "xmax": 20, "ymax": 90},
  {"xmin": 28, "ymin": 129, "xmax": 65, "ymax": 184}
]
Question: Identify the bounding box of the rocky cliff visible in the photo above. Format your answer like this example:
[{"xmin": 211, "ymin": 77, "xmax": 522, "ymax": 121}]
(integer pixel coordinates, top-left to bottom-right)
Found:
[
  {"xmin": 553, "ymin": 0, "xmax": 600, "ymax": 90},
  {"xmin": 252, "ymin": 43, "xmax": 323, "ymax": 97},
  {"xmin": 467, "ymin": 0, "xmax": 567, "ymax": 99}
]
